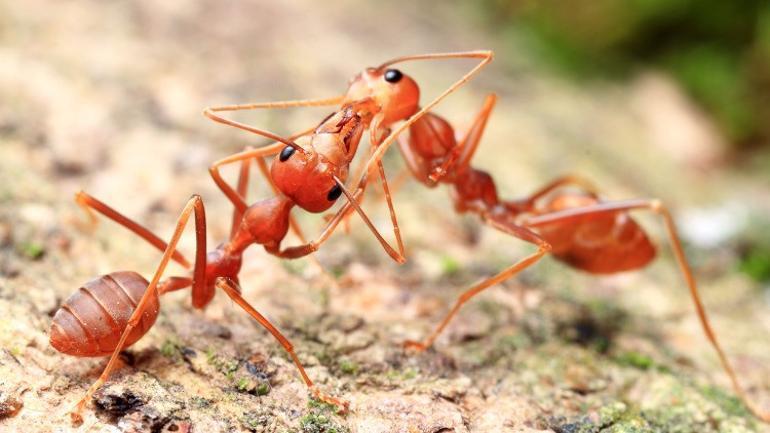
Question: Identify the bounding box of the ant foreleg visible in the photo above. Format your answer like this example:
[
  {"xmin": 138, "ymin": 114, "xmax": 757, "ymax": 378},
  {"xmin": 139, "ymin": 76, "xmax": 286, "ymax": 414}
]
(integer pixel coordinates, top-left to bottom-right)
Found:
[
  {"xmin": 74, "ymin": 191, "xmax": 192, "ymax": 269},
  {"xmin": 68, "ymin": 195, "xmax": 206, "ymax": 425},
  {"xmin": 403, "ymin": 219, "xmax": 550, "ymax": 351},
  {"xmin": 513, "ymin": 175, "xmax": 600, "ymax": 212},
  {"xmin": 522, "ymin": 199, "xmax": 769, "ymax": 422},
  {"xmin": 215, "ymin": 278, "xmax": 349, "ymax": 412},
  {"xmin": 230, "ymin": 147, "xmax": 252, "ymax": 238},
  {"xmin": 375, "ymin": 160, "xmax": 405, "ymax": 257},
  {"xmin": 430, "ymin": 93, "xmax": 497, "ymax": 183},
  {"xmin": 267, "ymin": 173, "xmax": 406, "ymax": 264}
]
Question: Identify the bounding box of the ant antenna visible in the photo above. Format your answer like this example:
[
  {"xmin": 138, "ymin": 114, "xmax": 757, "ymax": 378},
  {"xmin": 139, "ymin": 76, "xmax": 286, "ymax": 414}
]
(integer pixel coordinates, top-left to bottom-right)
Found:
[
  {"xmin": 376, "ymin": 50, "xmax": 492, "ymax": 70},
  {"xmin": 204, "ymin": 107, "xmax": 307, "ymax": 155}
]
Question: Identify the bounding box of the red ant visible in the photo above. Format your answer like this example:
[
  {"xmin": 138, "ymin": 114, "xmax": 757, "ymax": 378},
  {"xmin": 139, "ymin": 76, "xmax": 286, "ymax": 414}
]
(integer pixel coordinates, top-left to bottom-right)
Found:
[
  {"xmin": 50, "ymin": 51, "xmax": 493, "ymax": 424},
  {"xmin": 349, "ymin": 92, "xmax": 770, "ymax": 421}
]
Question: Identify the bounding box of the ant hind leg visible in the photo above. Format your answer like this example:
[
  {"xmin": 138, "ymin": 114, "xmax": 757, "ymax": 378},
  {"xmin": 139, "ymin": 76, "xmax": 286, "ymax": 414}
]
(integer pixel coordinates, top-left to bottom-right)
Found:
[{"xmin": 216, "ymin": 277, "xmax": 349, "ymax": 413}]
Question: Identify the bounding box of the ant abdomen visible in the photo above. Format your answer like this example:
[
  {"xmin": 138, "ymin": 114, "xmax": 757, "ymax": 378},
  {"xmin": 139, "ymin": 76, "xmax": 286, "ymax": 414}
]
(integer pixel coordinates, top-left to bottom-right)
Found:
[{"xmin": 50, "ymin": 271, "xmax": 159, "ymax": 357}]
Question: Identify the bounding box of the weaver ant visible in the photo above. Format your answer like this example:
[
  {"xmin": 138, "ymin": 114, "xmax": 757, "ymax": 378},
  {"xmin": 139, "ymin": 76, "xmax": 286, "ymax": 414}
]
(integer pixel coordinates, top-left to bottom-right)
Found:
[
  {"xmin": 349, "ymin": 93, "xmax": 770, "ymax": 421},
  {"xmin": 50, "ymin": 51, "xmax": 493, "ymax": 424}
]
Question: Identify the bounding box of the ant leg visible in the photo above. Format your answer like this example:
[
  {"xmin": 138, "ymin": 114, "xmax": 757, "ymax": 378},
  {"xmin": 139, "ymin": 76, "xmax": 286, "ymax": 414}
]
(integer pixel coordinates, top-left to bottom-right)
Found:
[
  {"xmin": 230, "ymin": 147, "xmax": 252, "ymax": 238},
  {"xmin": 216, "ymin": 278, "xmax": 349, "ymax": 412},
  {"xmin": 270, "ymin": 175, "xmax": 406, "ymax": 264},
  {"xmin": 396, "ymin": 134, "xmax": 431, "ymax": 185},
  {"xmin": 356, "ymin": 50, "xmax": 494, "ymax": 186},
  {"xmin": 524, "ymin": 175, "xmax": 599, "ymax": 204},
  {"xmin": 504, "ymin": 175, "xmax": 600, "ymax": 213},
  {"xmin": 211, "ymin": 144, "xmax": 290, "ymax": 214},
  {"xmin": 68, "ymin": 195, "xmax": 206, "ymax": 425},
  {"xmin": 375, "ymin": 160, "xmax": 405, "ymax": 257},
  {"xmin": 323, "ymin": 147, "xmax": 386, "ymax": 234},
  {"xmin": 327, "ymin": 144, "xmax": 405, "ymax": 256},
  {"xmin": 74, "ymin": 191, "xmax": 191, "ymax": 268},
  {"xmin": 404, "ymin": 219, "xmax": 551, "ymax": 351},
  {"xmin": 324, "ymin": 159, "xmax": 406, "ymax": 259},
  {"xmin": 523, "ymin": 199, "xmax": 770, "ymax": 422},
  {"xmin": 429, "ymin": 93, "xmax": 497, "ymax": 183}
]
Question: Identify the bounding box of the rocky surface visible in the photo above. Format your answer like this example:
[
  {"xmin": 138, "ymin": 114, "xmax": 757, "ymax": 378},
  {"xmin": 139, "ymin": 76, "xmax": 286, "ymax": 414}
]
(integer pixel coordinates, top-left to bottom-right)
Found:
[{"xmin": 1, "ymin": 1, "xmax": 769, "ymax": 432}]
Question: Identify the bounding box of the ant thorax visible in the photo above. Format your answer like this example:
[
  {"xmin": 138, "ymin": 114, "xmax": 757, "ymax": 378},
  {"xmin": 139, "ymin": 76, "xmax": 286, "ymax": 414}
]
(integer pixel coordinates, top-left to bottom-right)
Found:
[{"xmin": 310, "ymin": 108, "xmax": 366, "ymax": 166}]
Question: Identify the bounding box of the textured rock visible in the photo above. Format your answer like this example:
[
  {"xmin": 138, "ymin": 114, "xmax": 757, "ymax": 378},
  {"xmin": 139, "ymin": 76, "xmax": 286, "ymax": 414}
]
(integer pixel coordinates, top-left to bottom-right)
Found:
[{"xmin": 0, "ymin": 0, "xmax": 769, "ymax": 432}]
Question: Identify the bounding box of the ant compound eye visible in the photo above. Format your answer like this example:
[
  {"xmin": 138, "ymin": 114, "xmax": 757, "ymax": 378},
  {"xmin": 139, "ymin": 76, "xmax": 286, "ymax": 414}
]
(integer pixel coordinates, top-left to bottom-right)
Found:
[
  {"xmin": 327, "ymin": 184, "xmax": 343, "ymax": 201},
  {"xmin": 384, "ymin": 69, "xmax": 403, "ymax": 83},
  {"xmin": 279, "ymin": 146, "xmax": 296, "ymax": 162}
]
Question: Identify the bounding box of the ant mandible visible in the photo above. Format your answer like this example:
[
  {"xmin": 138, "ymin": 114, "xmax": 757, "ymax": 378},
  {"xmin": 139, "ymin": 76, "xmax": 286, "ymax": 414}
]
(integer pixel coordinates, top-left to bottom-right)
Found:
[{"xmin": 50, "ymin": 51, "xmax": 493, "ymax": 424}]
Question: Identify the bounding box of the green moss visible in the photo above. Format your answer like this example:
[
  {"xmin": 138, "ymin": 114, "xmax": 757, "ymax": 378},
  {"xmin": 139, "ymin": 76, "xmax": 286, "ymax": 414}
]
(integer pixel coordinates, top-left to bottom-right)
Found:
[
  {"xmin": 699, "ymin": 385, "xmax": 751, "ymax": 419},
  {"xmin": 313, "ymin": 349, "xmax": 333, "ymax": 367},
  {"xmin": 255, "ymin": 382, "xmax": 271, "ymax": 396},
  {"xmin": 601, "ymin": 417, "xmax": 649, "ymax": 433},
  {"xmin": 205, "ymin": 347, "xmax": 217, "ymax": 363},
  {"xmin": 738, "ymin": 246, "xmax": 770, "ymax": 283},
  {"xmin": 160, "ymin": 338, "xmax": 183, "ymax": 362},
  {"xmin": 242, "ymin": 408, "xmax": 270, "ymax": 431},
  {"xmin": 298, "ymin": 413, "xmax": 349, "ymax": 433},
  {"xmin": 18, "ymin": 242, "xmax": 44, "ymax": 260},
  {"xmin": 551, "ymin": 402, "xmax": 653, "ymax": 433},
  {"xmin": 440, "ymin": 255, "xmax": 460, "ymax": 276},
  {"xmin": 599, "ymin": 401, "xmax": 628, "ymax": 425},
  {"xmin": 338, "ymin": 359, "xmax": 358, "ymax": 375},
  {"xmin": 307, "ymin": 398, "xmax": 339, "ymax": 413},
  {"xmin": 190, "ymin": 396, "xmax": 211, "ymax": 409},
  {"xmin": 300, "ymin": 398, "xmax": 348, "ymax": 432},
  {"xmin": 205, "ymin": 348, "xmax": 239, "ymax": 380},
  {"xmin": 236, "ymin": 377, "xmax": 250, "ymax": 392},
  {"xmin": 614, "ymin": 351, "xmax": 654, "ymax": 370},
  {"xmin": 385, "ymin": 368, "xmax": 418, "ymax": 381}
]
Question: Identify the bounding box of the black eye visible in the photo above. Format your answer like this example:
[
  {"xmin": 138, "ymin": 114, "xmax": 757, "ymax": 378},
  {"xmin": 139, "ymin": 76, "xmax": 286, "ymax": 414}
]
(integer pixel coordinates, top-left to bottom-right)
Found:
[
  {"xmin": 279, "ymin": 146, "xmax": 295, "ymax": 162},
  {"xmin": 384, "ymin": 69, "xmax": 403, "ymax": 83},
  {"xmin": 327, "ymin": 184, "xmax": 343, "ymax": 201}
]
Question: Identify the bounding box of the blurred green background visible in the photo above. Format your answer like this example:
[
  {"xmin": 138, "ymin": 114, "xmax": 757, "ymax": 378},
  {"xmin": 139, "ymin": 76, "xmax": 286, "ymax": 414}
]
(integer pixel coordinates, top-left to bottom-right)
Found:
[
  {"xmin": 1, "ymin": 1, "xmax": 769, "ymax": 430},
  {"xmin": 480, "ymin": 0, "xmax": 770, "ymax": 149},
  {"xmin": 473, "ymin": 0, "xmax": 770, "ymax": 285}
]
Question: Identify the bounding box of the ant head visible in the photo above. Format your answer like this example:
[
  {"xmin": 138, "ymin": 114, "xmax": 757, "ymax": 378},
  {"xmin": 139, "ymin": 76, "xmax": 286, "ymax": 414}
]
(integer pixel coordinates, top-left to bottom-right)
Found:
[
  {"xmin": 270, "ymin": 144, "xmax": 346, "ymax": 213},
  {"xmin": 344, "ymin": 67, "xmax": 420, "ymax": 126}
]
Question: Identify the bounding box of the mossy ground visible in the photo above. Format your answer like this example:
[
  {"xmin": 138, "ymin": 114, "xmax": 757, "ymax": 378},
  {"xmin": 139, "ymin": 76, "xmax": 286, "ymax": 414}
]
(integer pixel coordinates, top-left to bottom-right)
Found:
[{"xmin": 1, "ymin": 1, "xmax": 769, "ymax": 432}]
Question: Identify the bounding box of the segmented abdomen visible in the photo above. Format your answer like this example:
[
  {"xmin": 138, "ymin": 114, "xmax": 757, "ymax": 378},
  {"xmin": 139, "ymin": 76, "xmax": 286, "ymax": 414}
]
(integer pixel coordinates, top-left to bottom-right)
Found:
[
  {"xmin": 531, "ymin": 194, "xmax": 656, "ymax": 274},
  {"xmin": 50, "ymin": 271, "xmax": 159, "ymax": 357}
]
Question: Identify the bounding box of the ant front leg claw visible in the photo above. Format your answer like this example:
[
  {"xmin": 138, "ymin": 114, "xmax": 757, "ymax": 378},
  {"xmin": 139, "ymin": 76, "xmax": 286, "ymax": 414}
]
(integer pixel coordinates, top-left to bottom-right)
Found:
[
  {"xmin": 310, "ymin": 386, "xmax": 350, "ymax": 414},
  {"xmin": 402, "ymin": 339, "xmax": 430, "ymax": 353},
  {"xmin": 68, "ymin": 401, "xmax": 86, "ymax": 426}
]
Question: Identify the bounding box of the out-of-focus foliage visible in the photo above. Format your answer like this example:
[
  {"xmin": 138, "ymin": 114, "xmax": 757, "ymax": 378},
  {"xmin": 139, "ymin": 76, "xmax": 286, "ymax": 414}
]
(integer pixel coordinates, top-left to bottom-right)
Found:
[
  {"xmin": 480, "ymin": 0, "xmax": 770, "ymax": 148},
  {"xmin": 737, "ymin": 220, "xmax": 770, "ymax": 283}
]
